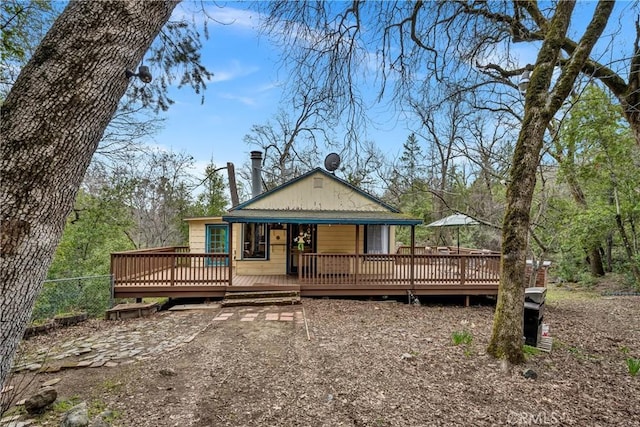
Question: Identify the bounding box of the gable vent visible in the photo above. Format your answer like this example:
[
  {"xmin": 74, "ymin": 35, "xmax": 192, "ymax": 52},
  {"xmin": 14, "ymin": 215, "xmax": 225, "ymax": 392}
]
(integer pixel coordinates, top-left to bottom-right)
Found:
[{"xmin": 313, "ymin": 177, "xmax": 324, "ymax": 188}]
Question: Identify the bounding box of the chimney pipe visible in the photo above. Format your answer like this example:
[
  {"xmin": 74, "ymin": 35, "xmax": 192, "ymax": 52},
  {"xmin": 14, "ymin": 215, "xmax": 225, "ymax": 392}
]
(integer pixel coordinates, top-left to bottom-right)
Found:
[{"xmin": 250, "ymin": 151, "xmax": 263, "ymax": 198}]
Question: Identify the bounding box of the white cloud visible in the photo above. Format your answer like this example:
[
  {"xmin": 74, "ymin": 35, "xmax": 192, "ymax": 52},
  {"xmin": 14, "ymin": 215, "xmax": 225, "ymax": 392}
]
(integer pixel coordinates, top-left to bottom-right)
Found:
[
  {"xmin": 219, "ymin": 93, "xmax": 257, "ymax": 106},
  {"xmin": 256, "ymin": 81, "xmax": 281, "ymax": 93},
  {"xmin": 205, "ymin": 7, "xmax": 259, "ymax": 29},
  {"xmin": 210, "ymin": 60, "xmax": 260, "ymax": 83}
]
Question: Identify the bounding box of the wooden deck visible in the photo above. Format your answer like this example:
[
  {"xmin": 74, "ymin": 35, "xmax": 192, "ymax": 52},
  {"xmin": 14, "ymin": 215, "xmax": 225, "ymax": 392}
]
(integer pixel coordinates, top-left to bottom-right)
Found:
[{"xmin": 112, "ymin": 249, "xmax": 501, "ymax": 299}]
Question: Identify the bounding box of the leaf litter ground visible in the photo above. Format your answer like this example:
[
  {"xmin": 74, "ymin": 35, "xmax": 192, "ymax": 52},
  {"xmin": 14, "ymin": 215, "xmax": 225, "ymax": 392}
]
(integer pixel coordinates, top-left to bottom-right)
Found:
[{"xmin": 6, "ymin": 288, "xmax": 640, "ymax": 426}]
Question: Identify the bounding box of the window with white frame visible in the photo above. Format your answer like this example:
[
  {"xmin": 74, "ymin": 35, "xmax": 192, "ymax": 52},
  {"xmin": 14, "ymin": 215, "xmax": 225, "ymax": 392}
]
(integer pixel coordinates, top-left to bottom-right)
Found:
[{"xmin": 365, "ymin": 225, "xmax": 390, "ymax": 254}]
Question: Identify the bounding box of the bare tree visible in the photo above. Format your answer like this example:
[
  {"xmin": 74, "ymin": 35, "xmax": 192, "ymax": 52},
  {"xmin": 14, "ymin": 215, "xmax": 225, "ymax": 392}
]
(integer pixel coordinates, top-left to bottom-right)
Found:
[
  {"xmin": 338, "ymin": 139, "xmax": 387, "ymax": 195},
  {"xmin": 243, "ymin": 78, "xmax": 336, "ymax": 188},
  {"xmin": 259, "ymin": 0, "xmax": 616, "ymax": 363},
  {"xmin": 112, "ymin": 149, "xmax": 196, "ymax": 249},
  {"xmin": 243, "ymin": 109, "xmax": 324, "ymax": 188}
]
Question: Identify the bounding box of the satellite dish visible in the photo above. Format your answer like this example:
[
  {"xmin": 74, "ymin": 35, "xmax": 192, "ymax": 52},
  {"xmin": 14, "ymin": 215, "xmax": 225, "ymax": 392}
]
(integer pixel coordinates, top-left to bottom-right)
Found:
[{"xmin": 324, "ymin": 153, "xmax": 341, "ymax": 172}]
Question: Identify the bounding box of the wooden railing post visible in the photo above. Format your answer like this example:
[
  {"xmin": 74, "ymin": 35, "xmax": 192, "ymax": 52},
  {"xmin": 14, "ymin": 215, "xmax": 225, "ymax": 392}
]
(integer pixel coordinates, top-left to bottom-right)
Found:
[
  {"xmin": 170, "ymin": 253, "xmax": 175, "ymax": 286},
  {"xmin": 354, "ymin": 226, "xmax": 360, "ymax": 285},
  {"xmin": 410, "ymin": 226, "xmax": 415, "ymax": 289},
  {"xmin": 110, "ymin": 254, "xmax": 116, "ymax": 284},
  {"xmin": 459, "ymin": 256, "xmax": 466, "ymax": 285},
  {"xmin": 228, "ymin": 224, "xmax": 233, "ymax": 287}
]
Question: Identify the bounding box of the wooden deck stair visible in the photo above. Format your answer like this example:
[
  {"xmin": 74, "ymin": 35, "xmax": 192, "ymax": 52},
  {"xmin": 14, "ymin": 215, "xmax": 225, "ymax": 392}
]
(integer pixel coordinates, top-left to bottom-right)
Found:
[{"xmin": 221, "ymin": 289, "xmax": 301, "ymax": 307}]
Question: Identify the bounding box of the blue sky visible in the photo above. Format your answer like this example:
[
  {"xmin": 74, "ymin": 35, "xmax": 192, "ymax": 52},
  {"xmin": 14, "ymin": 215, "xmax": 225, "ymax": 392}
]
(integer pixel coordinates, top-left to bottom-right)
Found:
[
  {"xmin": 145, "ymin": 1, "xmax": 636, "ymax": 181},
  {"xmin": 149, "ymin": 3, "xmax": 420, "ymax": 178},
  {"xmin": 151, "ymin": 5, "xmax": 284, "ymax": 173}
]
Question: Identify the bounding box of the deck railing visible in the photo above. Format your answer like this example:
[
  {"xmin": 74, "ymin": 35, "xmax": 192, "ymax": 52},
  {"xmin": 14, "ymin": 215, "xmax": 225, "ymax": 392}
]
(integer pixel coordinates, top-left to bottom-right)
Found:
[
  {"xmin": 111, "ymin": 247, "xmax": 501, "ymax": 289},
  {"xmin": 298, "ymin": 253, "xmax": 501, "ymax": 286},
  {"xmin": 111, "ymin": 247, "xmax": 229, "ymax": 287}
]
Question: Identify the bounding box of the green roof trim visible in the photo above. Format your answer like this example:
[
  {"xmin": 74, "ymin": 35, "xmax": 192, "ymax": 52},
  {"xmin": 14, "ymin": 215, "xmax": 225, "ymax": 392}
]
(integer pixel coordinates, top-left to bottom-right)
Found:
[{"xmin": 222, "ymin": 209, "xmax": 422, "ymax": 225}]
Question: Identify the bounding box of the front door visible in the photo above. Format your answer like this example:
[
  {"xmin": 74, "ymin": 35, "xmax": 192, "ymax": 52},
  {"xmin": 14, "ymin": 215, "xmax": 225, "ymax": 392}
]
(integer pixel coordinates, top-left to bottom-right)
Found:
[
  {"xmin": 287, "ymin": 224, "xmax": 316, "ymax": 274},
  {"xmin": 206, "ymin": 224, "xmax": 229, "ymax": 266}
]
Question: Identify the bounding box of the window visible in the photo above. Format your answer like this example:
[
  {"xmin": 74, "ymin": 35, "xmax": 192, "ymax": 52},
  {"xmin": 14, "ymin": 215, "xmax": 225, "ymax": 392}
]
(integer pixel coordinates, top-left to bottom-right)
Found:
[
  {"xmin": 365, "ymin": 225, "xmax": 390, "ymax": 254},
  {"xmin": 242, "ymin": 223, "xmax": 267, "ymax": 259}
]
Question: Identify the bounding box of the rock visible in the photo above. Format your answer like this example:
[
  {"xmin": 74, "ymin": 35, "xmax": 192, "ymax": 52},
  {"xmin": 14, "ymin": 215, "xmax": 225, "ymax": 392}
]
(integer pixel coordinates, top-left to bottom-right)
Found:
[
  {"xmin": 522, "ymin": 368, "xmax": 538, "ymax": 380},
  {"xmin": 42, "ymin": 378, "xmax": 61, "ymax": 387},
  {"xmin": 400, "ymin": 353, "xmax": 415, "ymax": 361},
  {"xmin": 60, "ymin": 402, "xmax": 90, "ymax": 427},
  {"xmin": 3, "ymin": 420, "xmax": 35, "ymax": 427},
  {"xmin": 159, "ymin": 368, "xmax": 176, "ymax": 377},
  {"xmin": 24, "ymin": 386, "xmax": 57, "ymax": 414}
]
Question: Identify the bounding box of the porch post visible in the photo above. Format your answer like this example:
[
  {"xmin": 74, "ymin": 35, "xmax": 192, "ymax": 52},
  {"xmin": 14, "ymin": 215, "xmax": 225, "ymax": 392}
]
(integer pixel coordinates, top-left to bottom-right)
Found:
[
  {"xmin": 410, "ymin": 225, "xmax": 415, "ymax": 289},
  {"xmin": 354, "ymin": 225, "xmax": 360, "ymax": 285},
  {"xmin": 228, "ymin": 223, "xmax": 233, "ymax": 286}
]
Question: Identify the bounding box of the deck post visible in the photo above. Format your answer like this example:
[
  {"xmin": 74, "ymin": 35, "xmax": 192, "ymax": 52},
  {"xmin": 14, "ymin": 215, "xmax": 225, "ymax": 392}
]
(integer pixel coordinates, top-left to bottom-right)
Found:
[
  {"xmin": 170, "ymin": 253, "xmax": 175, "ymax": 287},
  {"xmin": 354, "ymin": 225, "xmax": 360, "ymax": 285},
  {"xmin": 460, "ymin": 256, "xmax": 466, "ymax": 285},
  {"xmin": 410, "ymin": 225, "xmax": 415, "ymax": 289},
  {"xmin": 228, "ymin": 223, "xmax": 233, "ymax": 286}
]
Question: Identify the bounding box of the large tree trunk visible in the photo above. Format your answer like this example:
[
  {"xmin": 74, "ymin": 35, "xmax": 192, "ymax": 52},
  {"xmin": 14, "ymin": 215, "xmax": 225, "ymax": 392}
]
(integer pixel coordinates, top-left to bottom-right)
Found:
[
  {"xmin": 487, "ymin": 0, "xmax": 614, "ymax": 364},
  {"xmin": 487, "ymin": 112, "xmax": 549, "ymax": 364},
  {"xmin": 0, "ymin": 0, "xmax": 178, "ymax": 392}
]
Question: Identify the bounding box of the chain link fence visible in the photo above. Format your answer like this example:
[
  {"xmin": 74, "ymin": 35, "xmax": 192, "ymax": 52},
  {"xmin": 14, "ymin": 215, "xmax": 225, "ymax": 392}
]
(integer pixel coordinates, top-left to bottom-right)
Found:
[{"xmin": 31, "ymin": 275, "xmax": 114, "ymax": 323}]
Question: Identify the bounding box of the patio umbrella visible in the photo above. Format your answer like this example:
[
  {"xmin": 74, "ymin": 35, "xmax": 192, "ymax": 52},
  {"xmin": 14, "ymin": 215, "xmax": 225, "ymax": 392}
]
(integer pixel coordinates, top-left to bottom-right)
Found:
[{"xmin": 426, "ymin": 213, "xmax": 480, "ymax": 253}]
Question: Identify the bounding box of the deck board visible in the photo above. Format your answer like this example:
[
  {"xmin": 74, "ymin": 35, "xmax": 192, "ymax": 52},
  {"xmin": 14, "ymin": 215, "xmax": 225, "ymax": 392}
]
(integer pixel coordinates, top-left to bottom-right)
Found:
[{"xmin": 113, "ymin": 266, "xmax": 499, "ymax": 299}]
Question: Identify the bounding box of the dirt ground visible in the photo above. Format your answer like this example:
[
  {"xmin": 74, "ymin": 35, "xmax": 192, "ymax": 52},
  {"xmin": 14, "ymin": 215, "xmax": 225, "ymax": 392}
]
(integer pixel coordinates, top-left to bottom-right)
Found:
[{"xmin": 4, "ymin": 287, "xmax": 640, "ymax": 426}]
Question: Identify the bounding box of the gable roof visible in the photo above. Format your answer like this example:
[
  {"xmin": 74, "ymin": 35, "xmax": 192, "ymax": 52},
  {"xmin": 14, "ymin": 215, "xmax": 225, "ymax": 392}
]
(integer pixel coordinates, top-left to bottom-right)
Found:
[
  {"xmin": 229, "ymin": 168, "xmax": 399, "ymax": 212},
  {"xmin": 222, "ymin": 168, "xmax": 422, "ymax": 226}
]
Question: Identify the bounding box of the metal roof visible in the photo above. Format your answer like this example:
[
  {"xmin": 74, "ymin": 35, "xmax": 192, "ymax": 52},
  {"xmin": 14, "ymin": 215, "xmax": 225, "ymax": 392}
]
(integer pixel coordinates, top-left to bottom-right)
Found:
[{"xmin": 222, "ymin": 209, "xmax": 422, "ymax": 225}]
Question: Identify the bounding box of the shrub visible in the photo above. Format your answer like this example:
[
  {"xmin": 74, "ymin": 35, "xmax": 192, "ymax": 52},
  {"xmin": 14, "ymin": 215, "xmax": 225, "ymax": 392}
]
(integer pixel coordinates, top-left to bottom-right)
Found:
[
  {"xmin": 626, "ymin": 358, "xmax": 640, "ymax": 377},
  {"xmin": 451, "ymin": 330, "xmax": 473, "ymax": 346}
]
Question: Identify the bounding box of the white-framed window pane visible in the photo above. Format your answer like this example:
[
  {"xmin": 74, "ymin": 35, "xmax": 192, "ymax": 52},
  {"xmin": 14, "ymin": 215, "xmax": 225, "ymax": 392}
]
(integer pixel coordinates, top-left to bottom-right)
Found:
[{"xmin": 366, "ymin": 225, "xmax": 389, "ymax": 254}]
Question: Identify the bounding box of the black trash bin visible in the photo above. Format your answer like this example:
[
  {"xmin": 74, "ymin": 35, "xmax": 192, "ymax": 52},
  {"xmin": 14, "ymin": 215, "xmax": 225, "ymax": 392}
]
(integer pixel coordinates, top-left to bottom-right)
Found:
[{"xmin": 523, "ymin": 287, "xmax": 546, "ymax": 346}]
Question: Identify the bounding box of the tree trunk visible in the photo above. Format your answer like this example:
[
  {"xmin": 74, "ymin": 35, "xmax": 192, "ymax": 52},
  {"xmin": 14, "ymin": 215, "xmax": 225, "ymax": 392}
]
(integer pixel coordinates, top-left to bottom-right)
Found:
[
  {"xmin": 615, "ymin": 215, "xmax": 640, "ymax": 284},
  {"xmin": 605, "ymin": 232, "xmax": 614, "ymax": 272},
  {"xmin": 564, "ymin": 169, "xmax": 606, "ymax": 276},
  {"xmin": 487, "ymin": 0, "xmax": 614, "ymax": 364},
  {"xmin": 0, "ymin": 0, "xmax": 178, "ymax": 392},
  {"xmin": 587, "ymin": 247, "xmax": 606, "ymax": 277},
  {"xmin": 487, "ymin": 111, "xmax": 549, "ymax": 364}
]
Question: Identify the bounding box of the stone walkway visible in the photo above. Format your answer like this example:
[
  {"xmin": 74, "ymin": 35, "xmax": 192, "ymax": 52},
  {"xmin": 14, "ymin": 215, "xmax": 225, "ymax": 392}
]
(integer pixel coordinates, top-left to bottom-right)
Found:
[
  {"xmin": 214, "ymin": 307, "xmax": 304, "ymax": 323},
  {"xmin": 12, "ymin": 305, "xmax": 304, "ymax": 375}
]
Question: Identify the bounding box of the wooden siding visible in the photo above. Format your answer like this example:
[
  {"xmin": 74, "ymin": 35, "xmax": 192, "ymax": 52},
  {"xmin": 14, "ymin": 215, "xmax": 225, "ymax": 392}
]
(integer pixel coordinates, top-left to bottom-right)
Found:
[
  {"xmin": 235, "ymin": 228, "xmax": 287, "ymax": 275},
  {"xmin": 188, "ymin": 221, "xmax": 206, "ymax": 253},
  {"xmin": 317, "ymin": 224, "xmax": 362, "ymax": 253},
  {"xmin": 186, "ymin": 217, "xmax": 225, "ymax": 253},
  {"xmin": 246, "ymin": 171, "xmax": 390, "ymax": 212}
]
